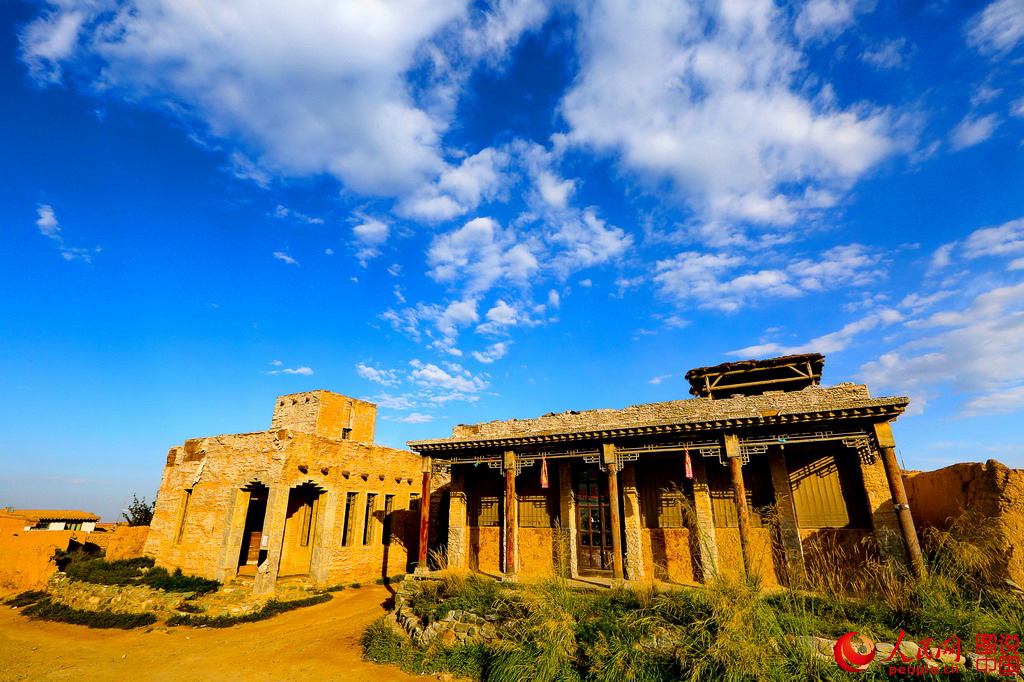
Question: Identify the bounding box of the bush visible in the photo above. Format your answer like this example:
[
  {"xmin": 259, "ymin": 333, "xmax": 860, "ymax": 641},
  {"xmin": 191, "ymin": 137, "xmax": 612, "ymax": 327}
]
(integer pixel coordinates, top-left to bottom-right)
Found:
[
  {"xmin": 361, "ymin": 617, "xmax": 487, "ymax": 678},
  {"xmin": 320, "ymin": 584, "xmax": 347, "ymax": 592},
  {"xmin": 22, "ymin": 599, "xmax": 157, "ymax": 629},
  {"xmin": 4, "ymin": 590, "xmax": 47, "ymax": 608},
  {"xmin": 62, "ymin": 556, "xmax": 218, "ymax": 594},
  {"xmin": 167, "ymin": 593, "xmax": 332, "ymax": 628},
  {"xmin": 407, "ymin": 574, "xmax": 508, "ymax": 623}
]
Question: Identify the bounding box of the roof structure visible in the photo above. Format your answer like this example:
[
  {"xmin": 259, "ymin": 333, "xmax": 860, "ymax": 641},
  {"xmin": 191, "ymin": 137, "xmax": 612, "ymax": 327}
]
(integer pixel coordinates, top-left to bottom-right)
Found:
[
  {"xmin": 408, "ymin": 383, "xmax": 908, "ymax": 453},
  {"xmin": 684, "ymin": 353, "xmax": 825, "ymax": 399},
  {"xmin": 6, "ymin": 509, "xmax": 100, "ymax": 522}
]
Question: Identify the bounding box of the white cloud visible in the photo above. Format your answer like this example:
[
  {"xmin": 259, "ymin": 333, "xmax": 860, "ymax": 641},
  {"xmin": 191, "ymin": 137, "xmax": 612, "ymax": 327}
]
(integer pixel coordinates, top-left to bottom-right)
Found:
[
  {"xmin": 20, "ymin": 10, "xmax": 84, "ymax": 83},
  {"xmin": 931, "ymin": 217, "xmax": 1024, "ymax": 270},
  {"xmin": 861, "ymin": 282, "xmax": 1024, "ymax": 415},
  {"xmin": 967, "ymin": 0, "xmax": 1024, "ymax": 55},
  {"xmin": 471, "ymin": 341, "xmax": 510, "ymax": 364},
  {"xmin": 409, "ymin": 359, "xmax": 488, "ymax": 392},
  {"xmin": 272, "ymin": 251, "xmax": 299, "ymax": 266},
  {"xmin": 35, "ymin": 203, "xmax": 99, "ymax": 262},
  {"xmin": 653, "ymin": 243, "xmax": 883, "ymax": 311},
  {"xmin": 562, "ymin": 0, "xmax": 901, "ymax": 237},
  {"xmin": 462, "ymin": 0, "xmax": 552, "ymax": 61},
  {"xmin": 352, "ymin": 218, "xmax": 391, "ymax": 267},
  {"xmin": 731, "ymin": 308, "xmax": 902, "ymax": 357},
  {"xmin": 860, "ymin": 38, "xmax": 908, "ymax": 69},
  {"xmin": 268, "ymin": 363, "xmax": 314, "ymax": 376},
  {"xmin": 546, "ymin": 208, "xmax": 633, "ymax": 275},
  {"xmin": 381, "ymin": 297, "xmax": 479, "ymax": 354},
  {"xmin": 949, "ymin": 113, "xmax": 1000, "ymax": 151},
  {"xmin": 1012, "ymin": 97, "xmax": 1024, "ymax": 118},
  {"xmin": 21, "ymin": 0, "xmax": 470, "ymax": 197},
  {"xmin": 648, "ymin": 373, "xmax": 674, "ymax": 385},
  {"xmin": 795, "ymin": 0, "xmax": 874, "ymax": 42},
  {"xmin": 355, "ymin": 362, "xmax": 401, "ymax": 387},
  {"xmin": 428, "ymin": 217, "xmax": 539, "ymax": 293},
  {"xmin": 399, "ymin": 147, "xmax": 510, "ymax": 221},
  {"xmin": 368, "ymin": 393, "xmax": 418, "ymax": 410},
  {"xmin": 273, "ymin": 204, "xmax": 324, "ymax": 225}
]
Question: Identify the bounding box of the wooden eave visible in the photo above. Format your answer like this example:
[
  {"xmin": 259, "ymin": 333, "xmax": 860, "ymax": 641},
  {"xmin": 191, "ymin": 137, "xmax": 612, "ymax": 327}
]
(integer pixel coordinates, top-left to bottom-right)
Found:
[{"xmin": 407, "ymin": 399, "xmax": 908, "ymax": 454}]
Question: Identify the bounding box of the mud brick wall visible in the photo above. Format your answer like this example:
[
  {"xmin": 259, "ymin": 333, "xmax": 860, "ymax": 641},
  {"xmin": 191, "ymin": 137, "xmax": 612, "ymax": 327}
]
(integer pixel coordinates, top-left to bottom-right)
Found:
[{"xmin": 904, "ymin": 459, "xmax": 1024, "ymax": 585}]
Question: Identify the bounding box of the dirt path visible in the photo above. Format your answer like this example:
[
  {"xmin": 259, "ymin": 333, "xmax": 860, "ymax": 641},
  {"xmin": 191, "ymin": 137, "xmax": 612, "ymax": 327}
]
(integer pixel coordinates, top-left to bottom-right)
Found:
[{"xmin": 0, "ymin": 586, "xmax": 422, "ymax": 681}]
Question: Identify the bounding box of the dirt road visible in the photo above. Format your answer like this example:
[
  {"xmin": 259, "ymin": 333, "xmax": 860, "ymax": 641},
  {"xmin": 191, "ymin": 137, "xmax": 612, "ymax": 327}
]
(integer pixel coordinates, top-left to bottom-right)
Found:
[{"xmin": 0, "ymin": 586, "xmax": 421, "ymax": 681}]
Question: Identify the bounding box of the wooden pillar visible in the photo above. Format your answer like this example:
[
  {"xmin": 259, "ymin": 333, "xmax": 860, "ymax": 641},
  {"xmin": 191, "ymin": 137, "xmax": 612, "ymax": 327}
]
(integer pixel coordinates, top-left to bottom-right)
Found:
[
  {"xmin": 724, "ymin": 433, "xmax": 753, "ymax": 579},
  {"xmin": 417, "ymin": 457, "xmax": 431, "ymax": 572},
  {"xmin": 602, "ymin": 443, "xmax": 624, "ymax": 580},
  {"xmin": 503, "ymin": 450, "xmax": 517, "ymax": 576},
  {"xmin": 873, "ymin": 422, "xmax": 927, "ymax": 579},
  {"xmin": 767, "ymin": 447, "xmax": 805, "ymax": 586}
]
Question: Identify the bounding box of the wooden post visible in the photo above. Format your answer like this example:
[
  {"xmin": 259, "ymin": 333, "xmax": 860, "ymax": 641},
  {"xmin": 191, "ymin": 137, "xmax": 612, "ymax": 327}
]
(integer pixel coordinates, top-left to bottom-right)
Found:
[
  {"xmin": 873, "ymin": 422, "xmax": 927, "ymax": 579},
  {"xmin": 503, "ymin": 450, "xmax": 517, "ymax": 576},
  {"xmin": 724, "ymin": 433, "xmax": 753, "ymax": 579},
  {"xmin": 417, "ymin": 457, "xmax": 431, "ymax": 571},
  {"xmin": 602, "ymin": 443, "xmax": 624, "ymax": 580},
  {"xmin": 767, "ymin": 447, "xmax": 806, "ymax": 586}
]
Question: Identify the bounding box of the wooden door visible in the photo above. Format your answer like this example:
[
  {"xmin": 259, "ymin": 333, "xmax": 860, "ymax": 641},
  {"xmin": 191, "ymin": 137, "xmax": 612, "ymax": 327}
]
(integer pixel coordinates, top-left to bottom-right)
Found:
[
  {"xmin": 238, "ymin": 488, "xmax": 268, "ymax": 568},
  {"xmin": 575, "ymin": 468, "xmax": 613, "ymax": 574}
]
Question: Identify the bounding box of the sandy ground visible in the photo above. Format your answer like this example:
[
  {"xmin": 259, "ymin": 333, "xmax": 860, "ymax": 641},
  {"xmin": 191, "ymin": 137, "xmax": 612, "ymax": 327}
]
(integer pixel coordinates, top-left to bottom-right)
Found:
[{"xmin": 0, "ymin": 586, "xmax": 422, "ymax": 681}]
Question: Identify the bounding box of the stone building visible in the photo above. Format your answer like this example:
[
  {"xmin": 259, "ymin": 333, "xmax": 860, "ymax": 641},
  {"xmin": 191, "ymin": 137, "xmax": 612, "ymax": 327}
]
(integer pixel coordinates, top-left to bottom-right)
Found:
[
  {"xmin": 145, "ymin": 391, "xmax": 438, "ymax": 592},
  {"xmin": 408, "ymin": 354, "xmax": 926, "ymax": 585}
]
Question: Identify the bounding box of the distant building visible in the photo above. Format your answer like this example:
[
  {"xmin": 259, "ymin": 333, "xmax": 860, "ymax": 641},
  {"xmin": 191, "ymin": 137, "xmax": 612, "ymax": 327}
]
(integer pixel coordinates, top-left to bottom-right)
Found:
[
  {"xmin": 1, "ymin": 509, "xmax": 100, "ymax": 532},
  {"xmin": 408, "ymin": 354, "xmax": 926, "ymax": 585},
  {"xmin": 145, "ymin": 391, "xmax": 436, "ymax": 593}
]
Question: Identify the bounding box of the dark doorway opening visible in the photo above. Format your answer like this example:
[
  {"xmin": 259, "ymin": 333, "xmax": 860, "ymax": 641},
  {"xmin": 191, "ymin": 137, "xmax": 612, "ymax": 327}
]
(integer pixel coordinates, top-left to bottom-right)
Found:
[{"xmin": 237, "ymin": 482, "xmax": 269, "ymax": 574}]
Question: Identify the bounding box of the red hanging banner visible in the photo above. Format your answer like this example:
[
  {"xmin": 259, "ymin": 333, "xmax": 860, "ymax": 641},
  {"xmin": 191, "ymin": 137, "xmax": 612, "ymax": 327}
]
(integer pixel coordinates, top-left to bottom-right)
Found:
[
  {"xmin": 684, "ymin": 447, "xmax": 693, "ymax": 480},
  {"xmin": 540, "ymin": 455, "xmax": 549, "ymax": 489}
]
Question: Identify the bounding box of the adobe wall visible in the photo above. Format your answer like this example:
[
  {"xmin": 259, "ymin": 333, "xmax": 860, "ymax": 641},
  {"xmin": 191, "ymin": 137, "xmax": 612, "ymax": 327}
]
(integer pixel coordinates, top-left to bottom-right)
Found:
[
  {"xmin": 0, "ymin": 524, "xmax": 150, "ymax": 593},
  {"xmin": 145, "ymin": 428, "xmax": 436, "ymax": 587},
  {"xmin": 641, "ymin": 528, "xmax": 696, "ymax": 584},
  {"xmin": 904, "ymin": 459, "xmax": 1024, "ymax": 585}
]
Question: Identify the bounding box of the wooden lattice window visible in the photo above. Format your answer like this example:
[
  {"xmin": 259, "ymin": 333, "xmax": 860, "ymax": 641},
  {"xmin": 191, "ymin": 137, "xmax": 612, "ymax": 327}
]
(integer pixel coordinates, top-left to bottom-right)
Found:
[
  {"xmin": 382, "ymin": 494, "xmax": 395, "ymax": 545},
  {"xmin": 638, "ymin": 459, "xmax": 691, "ymax": 529},
  {"xmin": 518, "ymin": 464, "xmax": 557, "ymax": 528},
  {"xmin": 787, "ymin": 448, "xmax": 870, "ymax": 529},
  {"xmin": 467, "ymin": 469, "xmax": 502, "ymax": 528},
  {"xmin": 706, "ymin": 457, "xmax": 773, "ymax": 528}
]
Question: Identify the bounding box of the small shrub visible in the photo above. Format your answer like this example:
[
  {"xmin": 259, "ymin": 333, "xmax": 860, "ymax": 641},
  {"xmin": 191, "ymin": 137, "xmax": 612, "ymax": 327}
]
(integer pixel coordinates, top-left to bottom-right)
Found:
[
  {"xmin": 22, "ymin": 599, "xmax": 157, "ymax": 629},
  {"xmin": 143, "ymin": 567, "xmax": 219, "ymax": 594},
  {"xmin": 64, "ymin": 556, "xmax": 155, "ymax": 585},
  {"xmin": 174, "ymin": 601, "xmax": 204, "ymax": 614},
  {"xmin": 167, "ymin": 593, "xmax": 331, "ymax": 628},
  {"xmin": 4, "ymin": 590, "xmax": 47, "ymax": 608},
  {"xmin": 350, "ymin": 582, "xmax": 362, "ymax": 589}
]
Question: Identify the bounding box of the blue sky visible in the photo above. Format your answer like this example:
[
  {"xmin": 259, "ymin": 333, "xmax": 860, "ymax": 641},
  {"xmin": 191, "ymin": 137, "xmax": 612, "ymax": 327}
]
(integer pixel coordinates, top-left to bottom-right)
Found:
[{"xmin": 2, "ymin": 0, "xmax": 1024, "ymax": 519}]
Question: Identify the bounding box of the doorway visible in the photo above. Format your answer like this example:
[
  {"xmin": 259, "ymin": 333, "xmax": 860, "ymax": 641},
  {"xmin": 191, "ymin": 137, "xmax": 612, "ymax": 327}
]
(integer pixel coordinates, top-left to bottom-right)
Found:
[
  {"xmin": 575, "ymin": 467, "xmax": 614, "ymax": 575},
  {"xmin": 237, "ymin": 482, "xmax": 269, "ymax": 573},
  {"xmin": 279, "ymin": 482, "xmax": 324, "ymax": 577}
]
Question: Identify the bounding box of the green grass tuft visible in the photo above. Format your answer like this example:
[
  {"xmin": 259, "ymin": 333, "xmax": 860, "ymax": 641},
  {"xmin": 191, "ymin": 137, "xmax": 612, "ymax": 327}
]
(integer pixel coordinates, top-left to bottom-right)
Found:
[{"xmin": 22, "ymin": 599, "xmax": 157, "ymax": 629}]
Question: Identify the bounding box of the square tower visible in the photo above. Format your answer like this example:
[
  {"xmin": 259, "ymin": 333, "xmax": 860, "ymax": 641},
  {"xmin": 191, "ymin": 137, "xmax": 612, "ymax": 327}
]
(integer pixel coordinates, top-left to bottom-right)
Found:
[{"xmin": 270, "ymin": 390, "xmax": 376, "ymax": 442}]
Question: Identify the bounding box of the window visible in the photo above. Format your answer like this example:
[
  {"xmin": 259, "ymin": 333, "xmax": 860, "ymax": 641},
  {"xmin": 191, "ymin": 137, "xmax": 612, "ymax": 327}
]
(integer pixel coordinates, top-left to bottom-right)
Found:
[
  {"xmin": 706, "ymin": 458, "xmax": 773, "ymax": 528},
  {"xmin": 341, "ymin": 427, "xmax": 352, "ymax": 440},
  {"xmin": 67, "ymin": 522, "xmax": 83, "ymax": 531},
  {"xmin": 517, "ymin": 465, "xmax": 557, "ymax": 528},
  {"xmin": 638, "ymin": 459, "xmax": 691, "ymax": 529},
  {"xmin": 341, "ymin": 492, "xmax": 358, "ymax": 546},
  {"xmin": 382, "ymin": 495, "xmax": 395, "ymax": 545},
  {"xmin": 362, "ymin": 493, "xmax": 377, "ymax": 545},
  {"xmin": 175, "ymin": 489, "xmax": 193, "ymax": 543},
  {"xmin": 409, "ymin": 492, "xmax": 420, "ymax": 513},
  {"xmin": 787, "ymin": 448, "xmax": 870, "ymax": 529},
  {"xmin": 467, "ymin": 469, "xmax": 502, "ymax": 527}
]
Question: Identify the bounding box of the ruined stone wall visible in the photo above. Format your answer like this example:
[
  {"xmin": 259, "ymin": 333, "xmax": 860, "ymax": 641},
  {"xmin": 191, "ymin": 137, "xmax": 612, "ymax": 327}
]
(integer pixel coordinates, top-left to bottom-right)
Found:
[
  {"xmin": 145, "ymin": 428, "xmax": 431, "ymax": 587},
  {"xmin": 445, "ymin": 384, "xmax": 876, "ymax": 441},
  {"xmin": 904, "ymin": 459, "xmax": 1024, "ymax": 585},
  {"xmin": 270, "ymin": 391, "xmax": 377, "ymax": 442}
]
